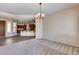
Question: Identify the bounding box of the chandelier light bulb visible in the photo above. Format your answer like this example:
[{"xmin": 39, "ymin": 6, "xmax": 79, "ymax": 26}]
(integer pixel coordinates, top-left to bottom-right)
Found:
[
  {"xmin": 35, "ymin": 3, "xmax": 45, "ymax": 19},
  {"xmin": 42, "ymin": 13, "xmax": 45, "ymax": 17},
  {"xmin": 36, "ymin": 15, "xmax": 38, "ymax": 17}
]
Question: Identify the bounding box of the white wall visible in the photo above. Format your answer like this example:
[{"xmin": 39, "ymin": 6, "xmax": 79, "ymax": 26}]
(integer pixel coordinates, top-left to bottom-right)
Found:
[
  {"xmin": 43, "ymin": 6, "xmax": 79, "ymax": 47},
  {"xmin": 36, "ymin": 19, "xmax": 43, "ymax": 38}
]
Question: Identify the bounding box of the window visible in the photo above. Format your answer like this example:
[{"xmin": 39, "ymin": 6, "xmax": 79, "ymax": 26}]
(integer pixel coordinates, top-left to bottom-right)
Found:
[
  {"xmin": 6, "ymin": 21, "xmax": 12, "ymax": 32},
  {"xmin": 13, "ymin": 22, "xmax": 17, "ymax": 32}
]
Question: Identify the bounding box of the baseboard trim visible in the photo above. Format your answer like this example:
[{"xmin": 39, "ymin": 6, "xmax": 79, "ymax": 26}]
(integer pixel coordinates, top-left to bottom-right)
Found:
[
  {"xmin": 42, "ymin": 38, "xmax": 79, "ymax": 48},
  {"xmin": 0, "ymin": 35, "xmax": 18, "ymax": 39},
  {"xmin": 0, "ymin": 36, "xmax": 5, "ymax": 38}
]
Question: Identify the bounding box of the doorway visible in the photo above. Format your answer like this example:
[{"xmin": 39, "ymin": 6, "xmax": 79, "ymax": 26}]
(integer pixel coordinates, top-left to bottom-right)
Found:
[{"xmin": 0, "ymin": 20, "xmax": 5, "ymax": 37}]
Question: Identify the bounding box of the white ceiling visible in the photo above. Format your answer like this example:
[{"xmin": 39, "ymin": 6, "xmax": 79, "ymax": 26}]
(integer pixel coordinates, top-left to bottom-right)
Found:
[
  {"xmin": 0, "ymin": 3, "xmax": 78, "ymax": 15},
  {"xmin": 0, "ymin": 3, "xmax": 78, "ymax": 23}
]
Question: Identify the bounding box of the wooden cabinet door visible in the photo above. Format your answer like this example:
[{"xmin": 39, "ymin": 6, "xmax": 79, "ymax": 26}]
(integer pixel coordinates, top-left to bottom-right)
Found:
[{"xmin": 0, "ymin": 21, "xmax": 5, "ymax": 37}]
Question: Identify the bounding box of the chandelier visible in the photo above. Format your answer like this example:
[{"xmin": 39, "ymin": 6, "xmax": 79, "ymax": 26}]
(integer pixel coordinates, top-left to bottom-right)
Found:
[{"xmin": 35, "ymin": 3, "xmax": 45, "ymax": 19}]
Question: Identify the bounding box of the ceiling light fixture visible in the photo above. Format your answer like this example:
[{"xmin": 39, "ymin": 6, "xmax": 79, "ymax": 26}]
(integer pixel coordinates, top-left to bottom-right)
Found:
[{"xmin": 35, "ymin": 3, "xmax": 45, "ymax": 20}]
